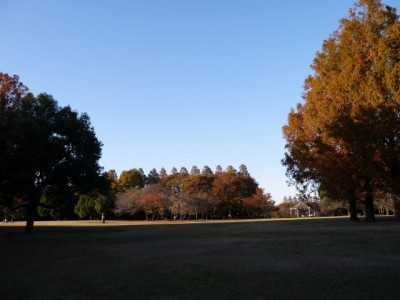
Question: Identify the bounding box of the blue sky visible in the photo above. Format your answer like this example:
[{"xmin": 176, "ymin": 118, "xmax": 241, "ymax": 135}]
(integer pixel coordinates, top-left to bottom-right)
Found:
[{"xmin": 1, "ymin": 0, "xmax": 398, "ymax": 202}]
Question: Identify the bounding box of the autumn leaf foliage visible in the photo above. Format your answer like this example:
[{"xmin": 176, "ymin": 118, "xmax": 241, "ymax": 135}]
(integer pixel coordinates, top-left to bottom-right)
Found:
[
  {"xmin": 282, "ymin": 0, "xmax": 400, "ymax": 221},
  {"xmin": 115, "ymin": 165, "xmax": 274, "ymax": 220}
]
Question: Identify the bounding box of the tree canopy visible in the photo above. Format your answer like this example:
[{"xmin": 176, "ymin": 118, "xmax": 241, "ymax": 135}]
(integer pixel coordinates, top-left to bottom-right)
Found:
[
  {"xmin": 118, "ymin": 169, "xmax": 145, "ymax": 191},
  {"xmin": 0, "ymin": 73, "xmax": 103, "ymax": 232},
  {"xmin": 282, "ymin": 0, "xmax": 400, "ymax": 221},
  {"xmin": 0, "ymin": 73, "xmax": 29, "ymax": 119},
  {"xmin": 1, "ymin": 73, "xmax": 276, "ymax": 228},
  {"xmin": 115, "ymin": 165, "xmax": 274, "ymax": 220}
]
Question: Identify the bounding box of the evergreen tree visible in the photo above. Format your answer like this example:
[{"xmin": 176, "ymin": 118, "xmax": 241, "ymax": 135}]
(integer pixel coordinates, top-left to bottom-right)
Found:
[
  {"xmin": 160, "ymin": 167, "xmax": 167, "ymax": 179},
  {"xmin": 180, "ymin": 167, "xmax": 189, "ymax": 176},
  {"xmin": 201, "ymin": 165, "xmax": 214, "ymax": 176},
  {"xmin": 190, "ymin": 166, "xmax": 200, "ymax": 176},
  {"xmin": 171, "ymin": 167, "xmax": 178, "ymax": 175},
  {"xmin": 147, "ymin": 168, "xmax": 160, "ymax": 185},
  {"xmin": 215, "ymin": 165, "xmax": 223, "ymax": 174},
  {"xmin": 226, "ymin": 165, "xmax": 237, "ymax": 175},
  {"xmin": 138, "ymin": 168, "xmax": 147, "ymax": 185},
  {"xmin": 238, "ymin": 164, "xmax": 250, "ymax": 176}
]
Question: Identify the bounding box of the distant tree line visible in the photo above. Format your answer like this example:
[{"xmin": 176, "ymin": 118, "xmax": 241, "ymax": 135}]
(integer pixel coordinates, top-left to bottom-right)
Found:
[
  {"xmin": 112, "ymin": 165, "xmax": 276, "ymax": 220},
  {"xmin": 275, "ymin": 193, "xmax": 397, "ymax": 219},
  {"xmin": 0, "ymin": 71, "xmax": 276, "ymax": 231}
]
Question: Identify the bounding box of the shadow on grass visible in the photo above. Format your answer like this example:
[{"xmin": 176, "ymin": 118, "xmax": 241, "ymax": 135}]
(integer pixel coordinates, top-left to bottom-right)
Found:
[{"xmin": 1, "ymin": 217, "xmax": 400, "ymax": 299}]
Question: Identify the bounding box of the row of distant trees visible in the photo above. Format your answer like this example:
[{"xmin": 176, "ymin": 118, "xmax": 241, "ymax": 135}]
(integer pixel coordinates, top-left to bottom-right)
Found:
[
  {"xmin": 0, "ymin": 72, "xmax": 277, "ymax": 230},
  {"xmin": 110, "ymin": 165, "xmax": 275, "ymax": 220},
  {"xmin": 276, "ymin": 195, "xmax": 396, "ymax": 218},
  {"xmin": 112, "ymin": 165, "xmax": 250, "ymax": 191}
]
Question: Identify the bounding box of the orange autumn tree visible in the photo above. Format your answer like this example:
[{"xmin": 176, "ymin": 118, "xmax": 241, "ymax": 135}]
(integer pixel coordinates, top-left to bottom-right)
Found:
[
  {"xmin": 139, "ymin": 185, "xmax": 171, "ymax": 221},
  {"xmin": 182, "ymin": 174, "xmax": 215, "ymax": 219},
  {"xmin": 243, "ymin": 188, "xmax": 275, "ymax": 218},
  {"xmin": 283, "ymin": 0, "xmax": 400, "ymax": 222}
]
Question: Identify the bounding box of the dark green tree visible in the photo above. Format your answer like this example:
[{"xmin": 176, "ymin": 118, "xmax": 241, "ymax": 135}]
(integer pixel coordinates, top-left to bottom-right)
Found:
[
  {"xmin": 147, "ymin": 168, "xmax": 160, "ymax": 185},
  {"xmin": 75, "ymin": 190, "xmax": 112, "ymax": 219},
  {"xmin": 74, "ymin": 194, "xmax": 97, "ymax": 219},
  {"xmin": 0, "ymin": 91, "xmax": 102, "ymax": 233},
  {"xmin": 138, "ymin": 168, "xmax": 147, "ymax": 185}
]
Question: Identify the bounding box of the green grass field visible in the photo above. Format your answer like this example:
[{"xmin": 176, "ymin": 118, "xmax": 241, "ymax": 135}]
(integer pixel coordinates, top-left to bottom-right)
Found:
[{"xmin": 1, "ymin": 217, "xmax": 400, "ymax": 299}]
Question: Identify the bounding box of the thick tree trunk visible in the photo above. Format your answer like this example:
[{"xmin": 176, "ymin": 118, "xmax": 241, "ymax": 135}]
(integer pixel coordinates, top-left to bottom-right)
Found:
[
  {"xmin": 361, "ymin": 178, "xmax": 375, "ymax": 222},
  {"xmin": 349, "ymin": 197, "xmax": 359, "ymax": 221},
  {"xmin": 25, "ymin": 201, "xmax": 37, "ymax": 234},
  {"xmin": 25, "ymin": 218, "xmax": 34, "ymax": 234},
  {"xmin": 25, "ymin": 191, "xmax": 42, "ymax": 233},
  {"xmin": 364, "ymin": 194, "xmax": 375, "ymax": 222}
]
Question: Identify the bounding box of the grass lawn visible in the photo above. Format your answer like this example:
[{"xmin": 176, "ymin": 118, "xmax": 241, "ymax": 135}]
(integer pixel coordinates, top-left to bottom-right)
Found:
[{"xmin": 1, "ymin": 217, "xmax": 400, "ymax": 299}]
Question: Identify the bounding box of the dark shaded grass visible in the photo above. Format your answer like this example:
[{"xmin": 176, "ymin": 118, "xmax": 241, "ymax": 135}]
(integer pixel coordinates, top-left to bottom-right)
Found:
[{"xmin": 1, "ymin": 218, "xmax": 400, "ymax": 299}]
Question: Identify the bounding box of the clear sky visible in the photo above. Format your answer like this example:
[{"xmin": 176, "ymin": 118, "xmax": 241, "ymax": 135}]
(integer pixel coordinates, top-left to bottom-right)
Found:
[{"xmin": 1, "ymin": 0, "xmax": 398, "ymax": 203}]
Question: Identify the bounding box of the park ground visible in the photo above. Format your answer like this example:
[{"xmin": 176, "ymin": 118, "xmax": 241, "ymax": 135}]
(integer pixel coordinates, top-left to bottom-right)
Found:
[{"xmin": 1, "ymin": 217, "xmax": 400, "ymax": 299}]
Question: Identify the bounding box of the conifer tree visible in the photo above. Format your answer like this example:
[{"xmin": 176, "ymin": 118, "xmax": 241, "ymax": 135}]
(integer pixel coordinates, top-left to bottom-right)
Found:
[
  {"xmin": 160, "ymin": 167, "xmax": 167, "ymax": 179},
  {"xmin": 180, "ymin": 167, "xmax": 189, "ymax": 176},
  {"xmin": 190, "ymin": 166, "xmax": 200, "ymax": 176},
  {"xmin": 283, "ymin": 0, "xmax": 400, "ymax": 221},
  {"xmin": 147, "ymin": 168, "xmax": 160, "ymax": 185}
]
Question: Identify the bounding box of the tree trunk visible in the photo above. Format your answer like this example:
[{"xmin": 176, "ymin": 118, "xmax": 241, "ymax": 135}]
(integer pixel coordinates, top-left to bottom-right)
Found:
[
  {"xmin": 394, "ymin": 198, "xmax": 400, "ymax": 221},
  {"xmin": 25, "ymin": 196, "xmax": 38, "ymax": 234},
  {"xmin": 361, "ymin": 178, "xmax": 375, "ymax": 222},
  {"xmin": 364, "ymin": 193, "xmax": 375, "ymax": 222},
  {"xmin": 25, "ymin": 217, "xmax": 35, "ymax": 234},
  {"xmin": 349, "ymin": 197, "xmax": 359, "ymax": 221}
]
